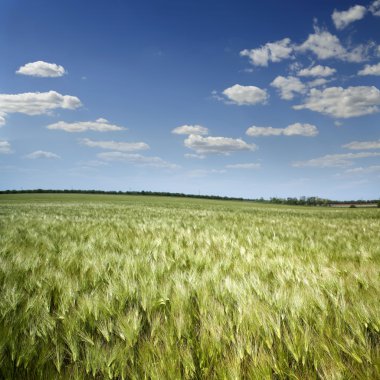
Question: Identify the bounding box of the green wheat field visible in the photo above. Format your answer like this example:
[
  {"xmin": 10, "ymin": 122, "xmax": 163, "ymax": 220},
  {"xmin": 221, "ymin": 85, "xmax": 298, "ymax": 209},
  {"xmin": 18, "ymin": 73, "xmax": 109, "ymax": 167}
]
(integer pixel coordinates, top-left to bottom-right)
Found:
[{"xmin": 0, "ymin": 194, "xmax": 379, "ymax": 379}]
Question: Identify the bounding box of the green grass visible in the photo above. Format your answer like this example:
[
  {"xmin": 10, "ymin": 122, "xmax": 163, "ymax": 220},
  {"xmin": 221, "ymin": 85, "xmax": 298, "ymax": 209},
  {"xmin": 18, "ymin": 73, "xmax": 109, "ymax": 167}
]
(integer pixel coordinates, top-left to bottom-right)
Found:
[{"xmin": 0, "ymin": 194, "xmax": 379, "ymax": 379}]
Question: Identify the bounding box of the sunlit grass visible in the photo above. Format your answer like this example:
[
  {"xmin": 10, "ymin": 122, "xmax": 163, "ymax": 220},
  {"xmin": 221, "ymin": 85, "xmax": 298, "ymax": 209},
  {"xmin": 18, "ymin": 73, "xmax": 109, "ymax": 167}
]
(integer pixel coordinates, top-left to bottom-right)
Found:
[{"xmin": 0, "ymin": 194, "xmax": 379, "ymax": 379}]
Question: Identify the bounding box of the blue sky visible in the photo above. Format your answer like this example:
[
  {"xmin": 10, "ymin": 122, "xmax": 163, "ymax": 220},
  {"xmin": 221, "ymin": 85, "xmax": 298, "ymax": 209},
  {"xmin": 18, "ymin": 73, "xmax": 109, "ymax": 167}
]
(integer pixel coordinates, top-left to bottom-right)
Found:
[{"xmin": 1, "ymin": 0, "xmax": 380, "ymax": 200}]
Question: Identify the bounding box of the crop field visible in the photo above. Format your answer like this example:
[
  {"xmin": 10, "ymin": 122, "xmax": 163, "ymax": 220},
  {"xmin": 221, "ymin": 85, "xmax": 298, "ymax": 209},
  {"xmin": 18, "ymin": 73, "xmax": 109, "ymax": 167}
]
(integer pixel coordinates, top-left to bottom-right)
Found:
[{"xmin": 0, "ymin": 194, "xmax": 379, "ymax": 379}]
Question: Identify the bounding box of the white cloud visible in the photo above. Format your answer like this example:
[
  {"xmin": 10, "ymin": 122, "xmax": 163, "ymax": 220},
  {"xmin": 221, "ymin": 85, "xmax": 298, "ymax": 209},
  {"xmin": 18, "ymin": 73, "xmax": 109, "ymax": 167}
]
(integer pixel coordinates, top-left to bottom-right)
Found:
[
  {"xmin": 0, "ymin": 91, "xmax": 81, "ymax": 124},
  {"xmin": 358, "ymin": 62, "xmax": 380, "ymax": 76},
  {"xmin": 47, "ymin": 118, "xmax": 125, "ymax": 132},
  {"xmin": 241, "ymin": 27, "xmax": 369, "ymax": 71},
  {"xmin": 298, "ymin": 65, "xmax": 336, "ymax": 77},
  {"xmin": 293, "ymin": 152, "xmax": 380, "ymax": 168},
  {"xmin": 0, "ymin": 91, "xmax": 81, "ymax": 115},
  {"xmin": 297, "ymin": 28, "xmax": 367, "ymax": 62},
  {"xmin": 16, "ymin": 61, "xmax": 66, "ymax": 77},
  {"xmin": 240, "ymin": 38, "xmax": 293, "ymax": 66},
  {"xmin": 222, "ymin": 84, "xmax": 268, "ymax": 105},
  {"xmin": 293, "ymin": 86, "xmax": 380, "ymax": 118},
  {"xmin": 343, "ymin": 140, "xmax": 380, "ymax": 150},
  {"xmin": 288, "ymin": 62, "xmax": 303, "ymax": 74},
  {"xmin": 184, "ymin": 153, "xmax": 206, "ymax": 159},
  {"xmin": 347, "ymin": 43, "xmax": 373, "ymax": 62},
  {"xmin": 81, "ymin": 138, "xmax": 149, "ymax": 152},
  {"xmin": 298, "ymin": 29, "xmax": 345, "ymax": 59},
  {"xmin": 172, "ymin": 125, "xmax": 209, "ymax": 135},
  {"xmin": 283, "ymin": 123, "xmax": 319, "ymax": 136},
  {"xmin": 0, "ymin": 140, "xmax": 12, "ymax": 154},
  {"xmin": 246, "ymin": 126, "xmax": 282, "ymax": 136},
  {"xmin": 226, "ymin": 163, "xmax": 261, "ymax": 169},
  {"xmin": 369, "ymin": 0, "xmax": 380, "ymax": 16},
  {"xmin": 332, "ymin": 5, "xmax": 367, "ymax": 30},
  {"xmin": 25, "ymin": 150, "xmax": 60, "ymax": 159},
  {"xmin": 97, "ymin": 152, "xmax": 178, "ymax": 169},
  {"xmin": 270, "ymin": 76, "xmax": 306, "ymax": 100},
  {"xmin": 0, "ymin": 114, "xmax": 5, "ymax": 126},
  {"xmin": 246, "ymin": 123, "xmax": 318, "ymax": 137},
  {"xmin": 184, "ymin": 134, "xmax": 257, "ymax": 155},
  {"xmin": 345, "ymin": 165, "xmax": 380, "ymax": 174},
  {"xmin": 210, "ymin": 90, "xmax": 225, "ymax": 102},
  {"xmin": 307, "ymin": 78, "xmax": 330, "ymax": 88}
]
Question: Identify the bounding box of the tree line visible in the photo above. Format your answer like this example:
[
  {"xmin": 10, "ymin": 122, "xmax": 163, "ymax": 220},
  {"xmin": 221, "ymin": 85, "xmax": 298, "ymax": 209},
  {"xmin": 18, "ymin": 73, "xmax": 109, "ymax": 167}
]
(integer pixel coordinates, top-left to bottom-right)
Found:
[{"xmin": 1, "ymin": 189, "xmax": 379, "ymax": 207}]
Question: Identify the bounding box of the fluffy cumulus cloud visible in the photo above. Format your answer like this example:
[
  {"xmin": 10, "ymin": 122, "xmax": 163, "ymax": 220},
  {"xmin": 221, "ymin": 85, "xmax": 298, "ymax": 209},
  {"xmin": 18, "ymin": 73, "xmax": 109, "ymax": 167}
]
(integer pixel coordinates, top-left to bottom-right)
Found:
[
  {"xmin": 283, "ymin": 123, "xmax": 319, "ymax": 136},
  {"xmin": 16, "ymin": 61, "xmax": 66, "ymax": 77},
  {"xmin": 172, "ymin": 125, "xmax": 209, "ymax": 135},
  {"xmin": 0, "ymin": 140, "xmax": 12, "ymax": 154},
  {"xmin": 332, "ymin": 5, "xmax": 367, "ymax": 30},
  {"xmin": 222, "ymin": 84, "xmax": 268, "ymax": 105},
  {"xmin": 184, "ymin": 134, "xmax": 256, "ymax": 155},
  {"xmin": 97, "ymin": 152, "xmax": 178, "ymax": 169},
  {"xmin": 297, "ymin": 28, "xmax": 367, "ymax": 62},
  {"xmin": 81, "ymin": 138, "xmax": 149, "ymax": 152},
  {"xmin": 293, "ymin": 152, "xmax": 380, "ymax": 168},
  {"xmin": 240, "ymin": 38, "xmax": 293, "ymax": 66},
  {"xmin": 358, "ymin": 63, "xmax": 380, "ymax": 76},
  {"xmin": 343, "ymin": 140, "xmax": 380, "ymax": 150},
  {"xmin": 246, "ymin": 123, "xmax": 318, "ymax": 137},
  {"xmin": 270, "ymin": 76, "xmax": 306, "ymax": 100},
  {"xmin": 298, "ymin": 29, "xmax": 345, "ymax": 59},
  {"xmin": 298, "ymin": 65, "xmax": 336, "ymax": 77},
  {"xmin": 25, "ymin": 150, "xmax": 60, "ymax": 159},
  {"xmin": 225, "ymin": 163, "xmax": 261, "ymax": 169},
  {"xmin": 246, "ymin": 126, "xmax": 283, "ymax": 137},
  {"xmin": 47, "ymin": 118, "xmax": 125, "ymax": 132},
  {"xmin": 240, "ymin": 27, "xmax": 370, "ymax": 71},
  {"xmin": 0, "ymin": 91, "xmax": 81, "ymax": 124},
  {"xmin": 294, "ymin": 86, "xmax": 380, "ymax": 118},
  {"xmin": 369, "ymin": 0, "xmax": 380, "ymax": 16}
]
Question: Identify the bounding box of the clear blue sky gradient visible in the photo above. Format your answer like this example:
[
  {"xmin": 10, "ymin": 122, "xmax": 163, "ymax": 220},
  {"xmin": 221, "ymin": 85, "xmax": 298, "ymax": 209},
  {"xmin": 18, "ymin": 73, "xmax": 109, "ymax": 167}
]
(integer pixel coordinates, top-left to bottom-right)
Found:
[{"xmin": 1, "ymin": 0, "xmax": 379, "ymax": 199}]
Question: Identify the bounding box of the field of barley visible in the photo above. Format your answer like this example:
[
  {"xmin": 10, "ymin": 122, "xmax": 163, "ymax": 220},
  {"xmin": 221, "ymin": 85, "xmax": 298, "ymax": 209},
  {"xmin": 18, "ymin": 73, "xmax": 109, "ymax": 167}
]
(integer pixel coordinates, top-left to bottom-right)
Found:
[{"xmin": 0, "ymin": 193, "xmax": 379, "ymax": 379}]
